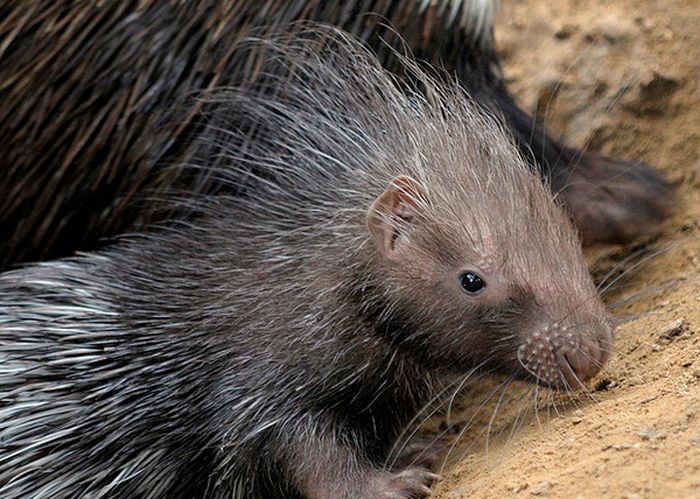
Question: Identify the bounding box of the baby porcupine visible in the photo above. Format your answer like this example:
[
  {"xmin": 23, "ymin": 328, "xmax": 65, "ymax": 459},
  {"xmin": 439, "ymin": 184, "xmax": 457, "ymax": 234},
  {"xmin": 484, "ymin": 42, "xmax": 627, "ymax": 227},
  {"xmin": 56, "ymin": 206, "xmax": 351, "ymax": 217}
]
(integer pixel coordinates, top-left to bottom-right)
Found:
[{"xmin": 0, "ymin": 26, "xmax": 612, "ymax": 498}]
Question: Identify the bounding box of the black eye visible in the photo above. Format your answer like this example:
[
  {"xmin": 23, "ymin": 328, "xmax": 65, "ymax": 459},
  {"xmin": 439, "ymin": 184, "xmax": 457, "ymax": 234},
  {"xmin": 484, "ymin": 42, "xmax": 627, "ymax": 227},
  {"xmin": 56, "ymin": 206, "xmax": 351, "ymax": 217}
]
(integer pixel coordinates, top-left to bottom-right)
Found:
[{"xmin": 459, "ymin": 272, "xmax": 485, "ymax": 294}]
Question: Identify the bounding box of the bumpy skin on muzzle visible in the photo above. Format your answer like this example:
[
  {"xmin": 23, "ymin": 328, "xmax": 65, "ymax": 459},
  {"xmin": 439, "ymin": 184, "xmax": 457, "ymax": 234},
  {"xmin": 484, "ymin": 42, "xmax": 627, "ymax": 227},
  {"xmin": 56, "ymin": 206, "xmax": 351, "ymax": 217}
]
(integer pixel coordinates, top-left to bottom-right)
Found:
[{"xmin": 517, "ymin": 319, "xmax": 614, "ymax": 389}]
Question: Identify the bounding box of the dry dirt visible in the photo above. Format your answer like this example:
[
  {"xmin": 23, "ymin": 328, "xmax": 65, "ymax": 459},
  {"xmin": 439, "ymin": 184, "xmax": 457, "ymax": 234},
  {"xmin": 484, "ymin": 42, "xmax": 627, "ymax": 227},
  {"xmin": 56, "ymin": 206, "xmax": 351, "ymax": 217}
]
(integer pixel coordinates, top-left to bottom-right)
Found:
[{"xmin": 432, "ymin": 0, "xmax": 700, "ymax": 497}]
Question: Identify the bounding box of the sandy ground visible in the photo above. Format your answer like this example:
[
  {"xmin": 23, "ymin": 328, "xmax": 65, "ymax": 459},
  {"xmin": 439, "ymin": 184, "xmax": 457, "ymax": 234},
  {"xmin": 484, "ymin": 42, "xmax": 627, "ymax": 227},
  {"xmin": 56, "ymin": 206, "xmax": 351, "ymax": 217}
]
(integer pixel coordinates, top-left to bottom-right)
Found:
[{"xmin": 432, "ymin": 0, "xmax": 700, "ymax": 497}]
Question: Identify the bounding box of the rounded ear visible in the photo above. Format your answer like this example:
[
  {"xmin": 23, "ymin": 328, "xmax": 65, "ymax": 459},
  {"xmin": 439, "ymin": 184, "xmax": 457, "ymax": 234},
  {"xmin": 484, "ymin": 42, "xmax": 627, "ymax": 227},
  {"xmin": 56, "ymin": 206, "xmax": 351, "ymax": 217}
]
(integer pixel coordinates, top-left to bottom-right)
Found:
[{"xmin": 367, "ymin": 175, "xmax": 427, "ymax": 261}]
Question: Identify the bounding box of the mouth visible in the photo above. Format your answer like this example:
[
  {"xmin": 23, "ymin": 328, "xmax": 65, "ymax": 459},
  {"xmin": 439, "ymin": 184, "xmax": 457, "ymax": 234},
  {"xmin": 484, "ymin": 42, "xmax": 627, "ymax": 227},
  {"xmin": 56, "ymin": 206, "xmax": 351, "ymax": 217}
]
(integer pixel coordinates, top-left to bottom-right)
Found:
[
  {"xmin": 556, "ymin": 349, "xmax": 586, "ymax": 390},
  {"xmin": 513, "ymin": 343, "xmax": 607, "ymax": 391}
]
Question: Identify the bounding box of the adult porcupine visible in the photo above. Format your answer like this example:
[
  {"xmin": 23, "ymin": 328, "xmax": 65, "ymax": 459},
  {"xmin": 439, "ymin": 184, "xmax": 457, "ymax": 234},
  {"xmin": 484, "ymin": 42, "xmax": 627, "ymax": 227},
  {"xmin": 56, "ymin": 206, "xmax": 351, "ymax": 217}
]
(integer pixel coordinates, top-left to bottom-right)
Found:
[
  {"xmin": 0, "ymin": 27, "xmax": 613, "ymax": 498},
  {"xmin": 0, "ymin": 0, "xmax": 673, "ymax": 271}
]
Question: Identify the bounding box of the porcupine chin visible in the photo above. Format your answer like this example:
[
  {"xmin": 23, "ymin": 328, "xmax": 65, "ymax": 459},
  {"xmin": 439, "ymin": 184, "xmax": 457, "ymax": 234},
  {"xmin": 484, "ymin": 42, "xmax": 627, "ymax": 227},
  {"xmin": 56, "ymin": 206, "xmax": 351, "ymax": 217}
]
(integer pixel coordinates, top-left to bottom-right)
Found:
[{"xmin": 0, "ymin": 26, "xmax": 613, "ymax": 498}]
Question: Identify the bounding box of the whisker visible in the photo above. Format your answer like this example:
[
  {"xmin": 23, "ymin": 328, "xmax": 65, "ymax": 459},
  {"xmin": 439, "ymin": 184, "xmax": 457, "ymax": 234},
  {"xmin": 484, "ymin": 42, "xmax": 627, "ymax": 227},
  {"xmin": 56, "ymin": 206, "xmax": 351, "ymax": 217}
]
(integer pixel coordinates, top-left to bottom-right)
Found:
[
  {"xmin": 484, "ymin": 375, "xmax": 518, "ymax": 453},
  {"xmin": 438, "ymin": 375, "xmax": 515, "ymax": 474},
  {"xmin": 385, "ymin": 361, "xmax": 493, "ymax": 470},
  {"xmin": 506, "ymin": 385, "xmax": 537, "ymax": 446},
  {"xmin": 384, "ymin": 375, "xmax": 466, "ymax": 470},
  {"xmin": 598, "ymin": 237, "xmax": 700, "ymax": 298}
]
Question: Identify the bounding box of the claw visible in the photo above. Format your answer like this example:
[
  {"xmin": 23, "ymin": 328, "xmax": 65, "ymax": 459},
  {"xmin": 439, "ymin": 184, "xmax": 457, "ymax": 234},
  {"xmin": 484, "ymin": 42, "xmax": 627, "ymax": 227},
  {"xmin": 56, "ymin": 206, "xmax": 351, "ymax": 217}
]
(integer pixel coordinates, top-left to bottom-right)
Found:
[{"xmin": 370, "ymin": 467, "xmax": 440, "ymax": 498}]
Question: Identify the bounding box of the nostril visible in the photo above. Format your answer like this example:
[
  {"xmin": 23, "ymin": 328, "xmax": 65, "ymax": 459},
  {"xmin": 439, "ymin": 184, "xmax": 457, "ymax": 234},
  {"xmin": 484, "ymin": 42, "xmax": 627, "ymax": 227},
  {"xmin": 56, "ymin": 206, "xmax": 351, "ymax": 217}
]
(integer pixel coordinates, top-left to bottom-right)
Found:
[
  {"xmin": 557, "ymin": 350, "xmax": 580, "ymax": 388},
  {"xmin": 559, "ymin": 344, "xmax": 603, "ymax": 388}
]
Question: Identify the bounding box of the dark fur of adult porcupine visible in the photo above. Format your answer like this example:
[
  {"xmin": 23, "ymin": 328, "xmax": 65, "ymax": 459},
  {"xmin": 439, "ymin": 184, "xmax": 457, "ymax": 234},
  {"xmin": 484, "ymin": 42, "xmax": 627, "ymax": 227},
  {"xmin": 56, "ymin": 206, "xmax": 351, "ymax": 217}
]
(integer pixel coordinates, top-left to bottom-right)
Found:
[
  {"xmin": 0, "ymin": 28, "xmax": 613, "ymax": 498},
  {"xmin": 0, "ymin": 0, "xmax": 673, "ymax": 271}
]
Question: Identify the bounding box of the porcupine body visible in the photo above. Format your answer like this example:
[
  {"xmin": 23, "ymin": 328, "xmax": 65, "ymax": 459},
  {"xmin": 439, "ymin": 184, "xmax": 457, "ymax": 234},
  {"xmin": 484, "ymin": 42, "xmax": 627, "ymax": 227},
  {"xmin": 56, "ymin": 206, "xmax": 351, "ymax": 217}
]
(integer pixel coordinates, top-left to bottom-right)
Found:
[{"xmin": 0, "ymin": 0, "xmax": 673, "ymax": 271}]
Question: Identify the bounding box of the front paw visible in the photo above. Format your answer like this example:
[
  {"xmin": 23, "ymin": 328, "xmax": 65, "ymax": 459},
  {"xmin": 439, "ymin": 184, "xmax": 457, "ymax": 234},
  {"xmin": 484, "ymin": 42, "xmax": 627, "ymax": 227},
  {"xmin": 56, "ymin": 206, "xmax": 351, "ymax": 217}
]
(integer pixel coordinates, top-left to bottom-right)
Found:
[
  {"xmin": 390, "ymin": 435, "xmax": 441, "ymax": 471},
  {"xmin": 556, "ymin": 153, "xmax": 675, "ymax": 246},
  {"xmin": 369, "ymin": 468, "xmax": 439, "ymax": 498}
]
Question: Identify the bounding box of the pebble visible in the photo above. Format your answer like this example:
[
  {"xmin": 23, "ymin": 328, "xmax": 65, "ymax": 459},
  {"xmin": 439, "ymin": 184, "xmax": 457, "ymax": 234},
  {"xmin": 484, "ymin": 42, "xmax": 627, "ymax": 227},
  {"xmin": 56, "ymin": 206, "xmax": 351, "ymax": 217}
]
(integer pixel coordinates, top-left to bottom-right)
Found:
[
  {"xmin": 637, "ymin": 427, "xmax": 667, "ymax": 441},
  {"xmin": 510, "ymin": 483, "xmax": 528, "ymax": 493},
  {"xmin": 554, "ymin": 24, "xmax": 577, "ymax": 40},
  {"xmin": 658, "ymin": 319, "xmax": 686, "ymax": 341},
  {"xmin": 530, "ymin": 481, "xmax": 552, "ymax": 496},
  {"xmin": 602, "ymin": 443, "xmax": 642, "ymax": 451},
  {"xmin": 640, "ymin": 394, "xmax": 659, "ymax": 405}
]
